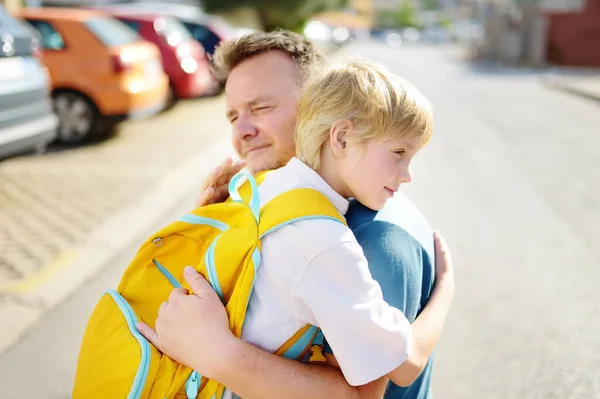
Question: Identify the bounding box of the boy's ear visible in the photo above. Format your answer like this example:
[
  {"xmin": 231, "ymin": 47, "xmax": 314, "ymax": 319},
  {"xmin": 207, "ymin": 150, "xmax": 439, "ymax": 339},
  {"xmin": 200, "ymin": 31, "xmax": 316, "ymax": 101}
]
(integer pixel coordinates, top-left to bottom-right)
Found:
[{"xmin": 329, "ymin": 119, "xmax": 353, "ymax": 158}]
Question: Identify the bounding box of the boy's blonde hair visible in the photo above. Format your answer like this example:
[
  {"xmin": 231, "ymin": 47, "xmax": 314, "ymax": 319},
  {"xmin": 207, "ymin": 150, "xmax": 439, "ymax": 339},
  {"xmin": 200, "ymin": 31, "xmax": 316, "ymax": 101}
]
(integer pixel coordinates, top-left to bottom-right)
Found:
[{"xmin": 295, "ymin": 60, "xmax": 434, "ymax": 169}]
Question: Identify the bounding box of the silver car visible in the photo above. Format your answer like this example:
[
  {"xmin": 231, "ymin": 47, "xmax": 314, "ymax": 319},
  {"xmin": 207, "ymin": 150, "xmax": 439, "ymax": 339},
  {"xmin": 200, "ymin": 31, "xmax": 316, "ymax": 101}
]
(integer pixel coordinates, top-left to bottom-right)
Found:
[{"xmin": 0, "ymin": 4, "xmax": 57, "ymax": 160}]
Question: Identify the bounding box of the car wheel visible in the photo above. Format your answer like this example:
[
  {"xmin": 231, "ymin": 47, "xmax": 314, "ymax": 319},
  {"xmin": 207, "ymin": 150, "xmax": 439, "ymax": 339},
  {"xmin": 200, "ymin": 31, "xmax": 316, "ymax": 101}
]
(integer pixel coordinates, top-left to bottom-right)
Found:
[
  {"xmin": 53, "ymin": 91, "xmax": 97, "ymax": 144},
  {"xmin": 165, "ymin": 83, "xmax": 178, "ymax": 110}
]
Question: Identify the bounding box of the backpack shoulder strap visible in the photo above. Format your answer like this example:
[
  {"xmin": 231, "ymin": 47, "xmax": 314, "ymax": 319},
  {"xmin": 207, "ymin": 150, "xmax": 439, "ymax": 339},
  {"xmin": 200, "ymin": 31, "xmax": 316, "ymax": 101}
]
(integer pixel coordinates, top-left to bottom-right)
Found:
[
  {"xmin": 258, "ymin": 188, "xmax": 347, "ymax": 238},
  {"xmin": 225, "ymin": 170, "xmax": 273, "ymax": 205},
  {"xmin": 225, "ymin": 169, "xmax": 346, "ymax": 237}
]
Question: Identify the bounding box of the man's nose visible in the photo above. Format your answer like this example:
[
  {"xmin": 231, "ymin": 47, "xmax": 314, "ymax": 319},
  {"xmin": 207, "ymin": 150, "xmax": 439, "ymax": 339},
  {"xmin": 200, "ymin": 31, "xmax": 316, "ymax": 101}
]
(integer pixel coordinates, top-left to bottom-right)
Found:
[{"xmin": 233, "ymin": 114, "xmax": 258, "ymax": 141}]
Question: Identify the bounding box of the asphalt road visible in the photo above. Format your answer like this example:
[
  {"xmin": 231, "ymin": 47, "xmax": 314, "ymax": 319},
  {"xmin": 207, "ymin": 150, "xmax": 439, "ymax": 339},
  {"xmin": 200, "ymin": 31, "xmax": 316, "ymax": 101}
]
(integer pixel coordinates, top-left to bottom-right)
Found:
[
  {"xmin": 0, "ymin": 42, "xmax": 598, "ymax": 399},
  {"xmin": 350, "ymin": 42, "xmax": 600, "ymax": 399}
]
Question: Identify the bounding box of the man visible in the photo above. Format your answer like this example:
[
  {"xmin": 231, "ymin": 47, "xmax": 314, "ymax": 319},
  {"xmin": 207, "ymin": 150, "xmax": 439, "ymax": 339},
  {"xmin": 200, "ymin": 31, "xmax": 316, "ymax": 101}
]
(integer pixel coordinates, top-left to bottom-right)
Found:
[{"xmin": 138, "ymin": 31, "xmax": 452, "ymax": 399}]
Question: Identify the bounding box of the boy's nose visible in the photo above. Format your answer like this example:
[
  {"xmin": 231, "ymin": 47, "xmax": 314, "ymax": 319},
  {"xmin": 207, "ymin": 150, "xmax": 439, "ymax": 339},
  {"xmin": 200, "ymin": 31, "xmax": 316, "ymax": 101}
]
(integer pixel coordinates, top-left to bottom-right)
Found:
[{"xmin": 398, "ymin": 165, "xmax": 413, "ymax": 183}]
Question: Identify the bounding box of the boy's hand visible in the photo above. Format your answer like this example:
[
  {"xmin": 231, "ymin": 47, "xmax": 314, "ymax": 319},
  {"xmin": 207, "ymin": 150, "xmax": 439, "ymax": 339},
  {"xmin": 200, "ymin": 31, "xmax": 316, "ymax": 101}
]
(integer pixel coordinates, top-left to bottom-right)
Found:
[
  {"xmin": 137, "ymin": 267, "xmax": 235, "ymax": 378},
  {"xmin": 433, "ymin": 231, "xmax": 454, "ymax": 286},
  {"xmin": 196, "ymin": 157, "xmax": 246, "ymax": 208}
]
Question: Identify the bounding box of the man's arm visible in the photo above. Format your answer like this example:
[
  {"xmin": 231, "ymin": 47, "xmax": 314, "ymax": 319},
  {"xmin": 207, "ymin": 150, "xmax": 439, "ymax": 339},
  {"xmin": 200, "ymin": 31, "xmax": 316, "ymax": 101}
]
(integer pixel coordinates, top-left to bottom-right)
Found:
[
  {"xmin": 138, "ymin": 267, "xmax": 387, "ymax": 399},
  {"xmin": 212, "ymin": 337, "xmax": 389, "ymax": 399},
  {"xmin": 139, "ymin": 232, "xmax": 452, "ymax": 395}
]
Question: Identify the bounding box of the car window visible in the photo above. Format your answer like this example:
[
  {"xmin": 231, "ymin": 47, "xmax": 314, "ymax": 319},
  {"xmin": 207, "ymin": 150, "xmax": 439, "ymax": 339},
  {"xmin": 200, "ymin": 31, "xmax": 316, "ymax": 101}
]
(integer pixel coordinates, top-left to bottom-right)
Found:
[
  {"xmin": 181, "ymin": 22, "xmax": 219, "ymax": 54},
  {"xmin": 26, "ymin": 20, "xmax": 65, "ymax": 50},
  {"xmin": 119, "ymin": 19, "xmax": 141, "ymax": 33},
  {"xmin": 154, "ymin": 17, "xmax": 191, "ymax": 46},
  {"xmin": 84, "ymin": 17, "xmax": 139, "ymax": 47}
]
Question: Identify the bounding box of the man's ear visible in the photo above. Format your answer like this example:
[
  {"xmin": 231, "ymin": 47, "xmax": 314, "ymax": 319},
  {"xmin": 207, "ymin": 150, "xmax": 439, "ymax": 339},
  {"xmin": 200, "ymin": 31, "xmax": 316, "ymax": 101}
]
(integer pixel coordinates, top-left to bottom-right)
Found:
[{"xmin": 328, "ymin": 119, "xmax": 353, "ymax": 158}]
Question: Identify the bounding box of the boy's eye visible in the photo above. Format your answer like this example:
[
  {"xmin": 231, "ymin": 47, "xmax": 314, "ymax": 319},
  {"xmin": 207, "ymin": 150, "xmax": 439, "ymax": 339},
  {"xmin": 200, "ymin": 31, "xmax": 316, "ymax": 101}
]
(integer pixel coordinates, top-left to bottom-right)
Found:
[{"xmin": 394, "ymin": 149, "xmax": 406, "ymax": 157}]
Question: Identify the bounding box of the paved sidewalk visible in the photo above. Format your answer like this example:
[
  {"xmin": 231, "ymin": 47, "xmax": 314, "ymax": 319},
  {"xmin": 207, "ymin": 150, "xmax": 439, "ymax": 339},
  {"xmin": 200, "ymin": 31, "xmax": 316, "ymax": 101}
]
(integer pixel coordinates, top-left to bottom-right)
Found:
[{"xmin": 0, "ymin": 96, "xmax": 235, "ymax": 355}]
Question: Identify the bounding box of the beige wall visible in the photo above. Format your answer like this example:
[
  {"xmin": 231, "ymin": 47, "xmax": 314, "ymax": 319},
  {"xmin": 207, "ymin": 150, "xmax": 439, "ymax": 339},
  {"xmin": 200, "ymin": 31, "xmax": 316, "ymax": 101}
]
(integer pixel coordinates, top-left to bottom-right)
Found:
[
  {"xmin": 350, "ymin": 0, "xmax": 374, "ymax": 14},
  {"xmin": 1, "ymin": 0, "xmax": 21, "ymax": 13},
  {"xmin": 541, "ymin": 0, "xmax": 585, "ymax": 11}
]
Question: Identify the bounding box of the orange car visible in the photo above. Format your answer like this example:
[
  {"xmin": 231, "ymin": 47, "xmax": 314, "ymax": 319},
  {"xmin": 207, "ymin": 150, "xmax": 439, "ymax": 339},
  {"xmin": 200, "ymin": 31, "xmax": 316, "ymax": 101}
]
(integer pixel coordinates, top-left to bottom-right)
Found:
[{"xmin": 16, "ymin": 8, "xmax": 169, "ymax": 143}]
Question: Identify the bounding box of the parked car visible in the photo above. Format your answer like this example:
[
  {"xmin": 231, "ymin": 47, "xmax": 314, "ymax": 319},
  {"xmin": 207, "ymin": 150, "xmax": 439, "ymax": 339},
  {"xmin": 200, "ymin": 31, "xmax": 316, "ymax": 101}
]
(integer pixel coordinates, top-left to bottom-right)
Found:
[
  {"xmin": 0, "ymin": 4, "xmax": 57, "ymax": 159},
  {"xmin": 16, "ymin": 8, "xmax": 169, "ymax": 144},
  {"xmin": 97, "ymin": 2, "xmax": 251, "ymax": 55},
  {"xmin": 102, "ymin": 10, "xmax": 216, "ymax": 102}
]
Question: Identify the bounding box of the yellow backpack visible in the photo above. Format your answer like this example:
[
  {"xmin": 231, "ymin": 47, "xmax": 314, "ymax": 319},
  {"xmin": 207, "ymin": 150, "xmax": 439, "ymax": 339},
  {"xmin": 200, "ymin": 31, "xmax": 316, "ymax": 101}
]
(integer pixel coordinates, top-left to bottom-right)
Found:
[{"xmin": 73, "ymin": 171, "xmax": 345, "ymax": 399}]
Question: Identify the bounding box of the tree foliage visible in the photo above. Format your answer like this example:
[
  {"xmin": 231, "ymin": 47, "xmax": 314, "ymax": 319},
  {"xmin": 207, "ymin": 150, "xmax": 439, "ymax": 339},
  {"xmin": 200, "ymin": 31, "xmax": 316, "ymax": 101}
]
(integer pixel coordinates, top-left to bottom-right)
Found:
[
  {"xmin": 202, "ymin": 0, "xmax": 346, "ymax": 32},
  {"xmin": 377, "ymin": 0, "xmax": 422, "ymax": 29}
]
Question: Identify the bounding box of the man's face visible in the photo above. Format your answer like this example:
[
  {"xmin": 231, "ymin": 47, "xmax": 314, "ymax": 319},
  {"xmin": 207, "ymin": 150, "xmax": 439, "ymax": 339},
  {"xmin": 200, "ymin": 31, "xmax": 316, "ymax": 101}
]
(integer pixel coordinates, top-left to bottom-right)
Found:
[{"xmin": 225, "ymin": 50, "xmax": 300, "ymax": 173}]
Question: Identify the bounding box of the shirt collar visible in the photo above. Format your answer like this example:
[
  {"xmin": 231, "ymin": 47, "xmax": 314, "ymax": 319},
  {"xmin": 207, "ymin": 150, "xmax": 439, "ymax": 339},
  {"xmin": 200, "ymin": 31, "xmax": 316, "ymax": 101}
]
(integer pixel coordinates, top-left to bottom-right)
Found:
[{"xmin": 284, "ymin": 157, "xmax": 349, "ymax": 215}]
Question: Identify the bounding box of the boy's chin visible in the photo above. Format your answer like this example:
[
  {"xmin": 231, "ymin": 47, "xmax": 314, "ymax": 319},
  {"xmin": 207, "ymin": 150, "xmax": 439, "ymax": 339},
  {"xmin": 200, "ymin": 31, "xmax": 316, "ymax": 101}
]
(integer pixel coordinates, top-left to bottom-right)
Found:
[{"xmin": 361, "ymin": 197, "xmax": 389, "ymax": 212}]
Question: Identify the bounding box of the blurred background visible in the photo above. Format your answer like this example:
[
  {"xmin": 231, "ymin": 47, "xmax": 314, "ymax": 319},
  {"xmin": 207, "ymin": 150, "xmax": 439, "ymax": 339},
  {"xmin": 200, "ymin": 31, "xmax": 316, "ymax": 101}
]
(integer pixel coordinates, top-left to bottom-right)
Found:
[{"xmin": 0, "ymin": 0, "xmax": 599, "ymax": 397}]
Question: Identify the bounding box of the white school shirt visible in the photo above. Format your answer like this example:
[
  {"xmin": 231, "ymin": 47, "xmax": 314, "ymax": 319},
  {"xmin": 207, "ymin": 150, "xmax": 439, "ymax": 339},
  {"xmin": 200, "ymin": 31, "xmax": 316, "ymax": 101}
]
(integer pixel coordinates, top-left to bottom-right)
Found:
[{"xmin": 223, "ymin": 158, "xmax": 412, "ymax": 398}]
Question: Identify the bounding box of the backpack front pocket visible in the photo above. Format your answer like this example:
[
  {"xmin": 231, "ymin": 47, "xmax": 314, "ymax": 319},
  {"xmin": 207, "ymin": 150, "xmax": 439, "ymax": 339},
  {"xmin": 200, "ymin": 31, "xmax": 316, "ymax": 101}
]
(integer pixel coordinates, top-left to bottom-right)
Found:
[{"xmin": 73, "ymin": 290, "xmax": 161, "ymax": 399}]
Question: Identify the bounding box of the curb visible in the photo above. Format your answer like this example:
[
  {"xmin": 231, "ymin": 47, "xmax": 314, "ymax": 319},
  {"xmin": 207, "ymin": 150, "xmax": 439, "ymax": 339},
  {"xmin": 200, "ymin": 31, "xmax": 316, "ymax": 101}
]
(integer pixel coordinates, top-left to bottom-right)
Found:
[
  {"xmin": 541, "ymin": 75, "xmax": 600, "ymax": 103},
  {"xmin": 549, "ymin": 83, "xmax": 600, "ymax": 103},
  {"xmin": 0, "ymin": 136, "xmax": 235, "ymax": 356}
]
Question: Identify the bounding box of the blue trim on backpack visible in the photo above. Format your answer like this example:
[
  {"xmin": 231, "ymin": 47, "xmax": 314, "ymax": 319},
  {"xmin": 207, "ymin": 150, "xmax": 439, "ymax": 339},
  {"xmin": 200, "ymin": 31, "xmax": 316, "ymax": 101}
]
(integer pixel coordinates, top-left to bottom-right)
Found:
[
  {"xmin": 205, "ymin": 236, "xmax": 224, "ymax": 303},
  {"xmin": 282, "ymin": 325, "xmax": 319, "ymax": 360},
  {"xmin": 179, "ymin": 214, "xmax": 230, "ymax": 232},
  {"xmin": 149, "ymin": 261, "xmax": 203, "ymax": 397},
  {"xmin": 260, "ymin": 215, "xmax": 345, "ymax": 238},
  {"xmin": 251, "ymin": 247, "xmax": 261, "ymax": 272},
  {"xmin": 228, "ymin": 171, "xmax": 260, "ymax": 223},
  {"xmin": 186, "ymin": 370, "xmax": 202, "ymax": 399},
  {"xmin": 312, "ymin": 329, "xmax": 324, "ymax": 346},
  {"xmin": 152, "ymin": 260, "xmax": 182, "ymax": 288},
  {"xmin": 106, "ymin": 290, "xmax": 149, "ymax": 399}
]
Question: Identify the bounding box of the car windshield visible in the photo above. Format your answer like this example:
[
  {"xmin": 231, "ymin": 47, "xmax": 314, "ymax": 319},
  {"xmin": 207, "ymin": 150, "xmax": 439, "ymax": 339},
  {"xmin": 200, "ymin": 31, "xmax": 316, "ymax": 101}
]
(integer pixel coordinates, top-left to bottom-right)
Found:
[
  {"xmin": 154, "ymin": 17, "xmax": 192, "ymax": 46},
  {"xmin": 84, "ymin": 17, "xmax": 139, "ymax": 47}
]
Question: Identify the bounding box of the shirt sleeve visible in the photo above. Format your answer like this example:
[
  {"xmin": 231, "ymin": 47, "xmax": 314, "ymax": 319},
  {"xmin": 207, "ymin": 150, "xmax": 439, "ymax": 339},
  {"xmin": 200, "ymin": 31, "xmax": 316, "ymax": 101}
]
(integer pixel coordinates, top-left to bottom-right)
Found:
[
  {"xmin": 293, "ymin": 239, "xmax": 413, "ymax": 386},
  {"xmin": 324, "ymin": 220, "xmax": 431, "ymax": 357}
]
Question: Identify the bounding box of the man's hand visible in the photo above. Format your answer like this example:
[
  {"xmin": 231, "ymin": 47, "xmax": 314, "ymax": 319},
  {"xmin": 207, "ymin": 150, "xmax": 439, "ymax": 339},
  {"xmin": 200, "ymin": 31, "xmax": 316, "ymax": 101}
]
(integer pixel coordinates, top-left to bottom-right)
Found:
[
  {"xmin": 196, "ymin": 157, "xmax": 246, "ymax": 208},
  {"xmin": 137, "ymin": 266, "xmax": 235, "ymax": 378}
]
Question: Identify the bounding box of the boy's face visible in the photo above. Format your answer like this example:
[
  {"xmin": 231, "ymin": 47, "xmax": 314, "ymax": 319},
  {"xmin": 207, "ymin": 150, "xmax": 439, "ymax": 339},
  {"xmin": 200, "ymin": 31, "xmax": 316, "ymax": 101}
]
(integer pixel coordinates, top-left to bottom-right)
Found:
[
  {"xmin": 340, "ymin": 136, "xmax": 422, "ymax": 211},
  {"xmin": 225, "ymin": 51, "xmax": 300, "ymax": 173}
]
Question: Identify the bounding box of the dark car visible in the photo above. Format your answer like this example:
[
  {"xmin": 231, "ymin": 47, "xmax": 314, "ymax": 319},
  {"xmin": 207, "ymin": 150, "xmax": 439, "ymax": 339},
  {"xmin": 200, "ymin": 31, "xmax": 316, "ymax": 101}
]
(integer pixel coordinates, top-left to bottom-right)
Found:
[{"xmin": 0, "ymin": 4, "xmax": 57, "ymax": 159}]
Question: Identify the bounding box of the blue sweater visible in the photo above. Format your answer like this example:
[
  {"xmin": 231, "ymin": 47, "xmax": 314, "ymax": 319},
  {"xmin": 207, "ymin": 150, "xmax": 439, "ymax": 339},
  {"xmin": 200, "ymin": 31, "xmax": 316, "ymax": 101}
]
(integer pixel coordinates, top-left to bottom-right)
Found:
[{"xmin": 326, "ymin": 193, "xmax": 436, "ymax": 399}]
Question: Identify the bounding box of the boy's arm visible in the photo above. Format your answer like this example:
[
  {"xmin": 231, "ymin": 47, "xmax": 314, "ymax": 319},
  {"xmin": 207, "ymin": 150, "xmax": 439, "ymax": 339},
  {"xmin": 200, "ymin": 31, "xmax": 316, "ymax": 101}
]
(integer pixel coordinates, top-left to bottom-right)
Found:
[
  {"xmin": 324, "ymin": 219, "xmax": 432, "ymax": 357},
  {"xmin": 294, "ymin": 231, "xmax": 453, "ymax": 388},
  {"xmin": 386, "ymin": 268, "xmax": 452, "ymax": 386},
  {"xmin": 385, "ymin": 231, "xmax": 453, "ymax": 386}
]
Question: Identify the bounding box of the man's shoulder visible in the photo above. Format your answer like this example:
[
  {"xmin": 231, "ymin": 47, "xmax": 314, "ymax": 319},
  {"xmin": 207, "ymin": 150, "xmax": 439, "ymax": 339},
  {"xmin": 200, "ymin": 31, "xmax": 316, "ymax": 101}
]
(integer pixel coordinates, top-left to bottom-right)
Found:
[{"xmin": 347, "ymin": 192, "xmax": 434, "ymax": 257}]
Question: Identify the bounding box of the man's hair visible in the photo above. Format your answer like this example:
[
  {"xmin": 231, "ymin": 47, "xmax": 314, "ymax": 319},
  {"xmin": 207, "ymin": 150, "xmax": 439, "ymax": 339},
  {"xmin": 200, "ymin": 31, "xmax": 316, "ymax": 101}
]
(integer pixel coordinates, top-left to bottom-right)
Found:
[
  {"xmin": 211, "ymin": 30, "xmax": 324, "ymax": 84},
  {"xmin": 295, "ymin": 59, "xmax": 434, "ymax": 170}
]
